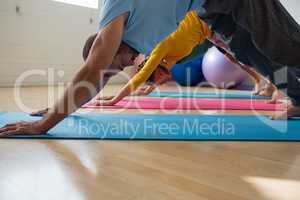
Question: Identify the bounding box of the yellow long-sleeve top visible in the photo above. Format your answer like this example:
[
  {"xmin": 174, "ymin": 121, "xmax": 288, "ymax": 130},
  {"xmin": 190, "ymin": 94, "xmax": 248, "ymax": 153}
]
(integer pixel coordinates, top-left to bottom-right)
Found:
[{"xmin": 127, "ymin": 10, "xmax": 212, "ymax": 91}]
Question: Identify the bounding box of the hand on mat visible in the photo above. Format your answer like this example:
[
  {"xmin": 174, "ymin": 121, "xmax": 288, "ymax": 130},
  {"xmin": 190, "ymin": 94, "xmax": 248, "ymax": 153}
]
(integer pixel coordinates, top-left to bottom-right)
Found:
[
  {"xmin": 133, "ymin": 85, "xmax": 155, "ymax": 96},
  {"xmin": 253, "ymin": 84, "xmax": 276, "ymax": 97},
  {"xmin": 90, "ymin": 99, "xmax": 117, "ymax": 106},
  {"xmin": 94, "ymin": 96, "xmax": 114, "ymax": 101},
  {"xmin": 252, "ymin": 78, "xmax": 276, "ymax": 97},
  {"xmin": 267, "ymin": 89, "xmax": 286, "ymax": 104},
  {"xmin": 0, "ymin": 120, "xmax": 47, "ymax": 137},
  {"xmin": 271, "ymin": 105, "xmax": 300, "ymax": 120},
  {"xmin": 30, "ymin": 108, "xmax": 49, "ymax": 117}
]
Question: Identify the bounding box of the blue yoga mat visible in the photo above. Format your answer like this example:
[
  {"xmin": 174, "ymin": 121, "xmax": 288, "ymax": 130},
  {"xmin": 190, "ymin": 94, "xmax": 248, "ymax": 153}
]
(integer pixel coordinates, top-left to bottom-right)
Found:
[
  {"xmin": 0, "ymin": 112, "xmax": 299, "ymax": 141},
  {"xmin": 146, "ymin": 91, "xmax": 270, "ymax": 99}
]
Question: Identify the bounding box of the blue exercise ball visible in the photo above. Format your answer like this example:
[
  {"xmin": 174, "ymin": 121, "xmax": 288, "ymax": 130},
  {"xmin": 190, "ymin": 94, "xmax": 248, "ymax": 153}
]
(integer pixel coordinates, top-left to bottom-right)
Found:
[{"xmin": 171, "ymin": 57, "xmax": 205, "ymax": 86}]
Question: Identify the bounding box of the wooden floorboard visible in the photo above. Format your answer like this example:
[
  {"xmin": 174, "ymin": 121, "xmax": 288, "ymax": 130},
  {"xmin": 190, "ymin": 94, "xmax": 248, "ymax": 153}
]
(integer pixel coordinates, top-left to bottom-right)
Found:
[{"xmin": 0, "ymin": 85, "xmax": 299, "ymax": 200}]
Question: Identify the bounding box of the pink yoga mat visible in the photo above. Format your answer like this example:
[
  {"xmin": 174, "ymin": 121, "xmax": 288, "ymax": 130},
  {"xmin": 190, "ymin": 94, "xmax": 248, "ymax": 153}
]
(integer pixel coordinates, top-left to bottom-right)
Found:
[{"xmin": 83, "ymin": 97, "xmax": 286, "ymax": 111}]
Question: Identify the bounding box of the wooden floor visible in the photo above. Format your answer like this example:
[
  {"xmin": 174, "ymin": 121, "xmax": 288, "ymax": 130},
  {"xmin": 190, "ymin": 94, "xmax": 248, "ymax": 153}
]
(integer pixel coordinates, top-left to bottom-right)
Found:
[{"xmin": 0, "ymin": 85, "xmax": 300, "ymax": 200}]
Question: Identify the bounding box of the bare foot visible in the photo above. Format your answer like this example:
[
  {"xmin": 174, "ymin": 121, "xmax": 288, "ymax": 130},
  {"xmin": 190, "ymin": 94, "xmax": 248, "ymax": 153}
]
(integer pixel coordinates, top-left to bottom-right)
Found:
[
  {"xmin": 271, "ymin": 105, "xmax": 300, "ymax": 120},
  {"xmin": 30, "ymin": 108, "xmax": 49, "ymax": 117}
]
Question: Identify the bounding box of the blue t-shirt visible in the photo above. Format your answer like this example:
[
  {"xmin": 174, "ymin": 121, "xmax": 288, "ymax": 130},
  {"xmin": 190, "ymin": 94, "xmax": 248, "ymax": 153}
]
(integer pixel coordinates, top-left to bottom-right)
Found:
[{"xmin": 99, "ymin": 0, "xmax": 204, "ymax": 55}]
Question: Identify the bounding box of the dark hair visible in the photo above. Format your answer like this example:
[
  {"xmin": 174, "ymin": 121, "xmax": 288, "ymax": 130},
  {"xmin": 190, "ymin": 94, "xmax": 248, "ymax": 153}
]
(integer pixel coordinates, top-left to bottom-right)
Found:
[
  {"xmin": 82, "ymin": 33, "xmax": 97, "ymax": 61},
  {"xmin": 138, "ymin": 59, "xmax": 170, "ymax": 84}
]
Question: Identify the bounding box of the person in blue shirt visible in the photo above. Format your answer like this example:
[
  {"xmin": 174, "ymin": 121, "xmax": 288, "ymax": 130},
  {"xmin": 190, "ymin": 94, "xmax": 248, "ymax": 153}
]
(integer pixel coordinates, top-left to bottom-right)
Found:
[{"xmin": 0, "ymin": 0, "xmax": 203, "ymax": 136}]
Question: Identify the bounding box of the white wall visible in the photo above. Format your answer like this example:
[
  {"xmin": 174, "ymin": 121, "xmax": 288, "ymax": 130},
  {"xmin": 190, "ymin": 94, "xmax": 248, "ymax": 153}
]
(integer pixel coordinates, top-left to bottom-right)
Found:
[
  {"xmin": 0, "ymin": 0, "xmax": 100, "ymax": 86},
  {"xmin": 280, "ymin": 0, "xmax": 300, "ymax": 23}
]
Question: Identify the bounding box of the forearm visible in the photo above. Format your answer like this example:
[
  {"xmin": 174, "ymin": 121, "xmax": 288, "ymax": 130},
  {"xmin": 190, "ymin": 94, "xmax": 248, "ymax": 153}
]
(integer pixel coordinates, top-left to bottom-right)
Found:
[
  {"xmin": 38, "ymin": 13, "xmax": 126, "ymax": 131},
  {"xmin": 224, "ymin": 52, "xmax": 261, "ymax": 83},
  {"xmin": 238, "ymin": 64, "xmax": 261, "ymax": 83},
  {"xmin": 40, "ymin": 65, "xmax": 106, "ymax": 130},
  {"xmin": 225, "ymin": 53, "xmax": 260, "ymax": 81}
]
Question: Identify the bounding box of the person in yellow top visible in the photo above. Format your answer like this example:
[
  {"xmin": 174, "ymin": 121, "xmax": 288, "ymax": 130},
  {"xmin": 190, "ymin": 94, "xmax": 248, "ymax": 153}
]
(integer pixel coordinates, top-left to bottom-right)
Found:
[{"xmin": 93, "ymin": 11, "xmax": 277, "ymax": 105}]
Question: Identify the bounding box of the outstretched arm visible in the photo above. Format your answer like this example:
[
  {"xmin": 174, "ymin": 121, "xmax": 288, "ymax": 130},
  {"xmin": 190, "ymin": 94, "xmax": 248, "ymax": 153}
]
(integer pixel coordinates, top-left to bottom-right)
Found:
[
  {"xmin": 93, "ymin": 53, "xmax": 166, "ymax": 106},
  {"xmin": 208, "ymin": 33, "xmax": 275, "ymax": 96},
  {"xmin": 0, "ymin": 14, "xmax": 127, "ymax": 136}
]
